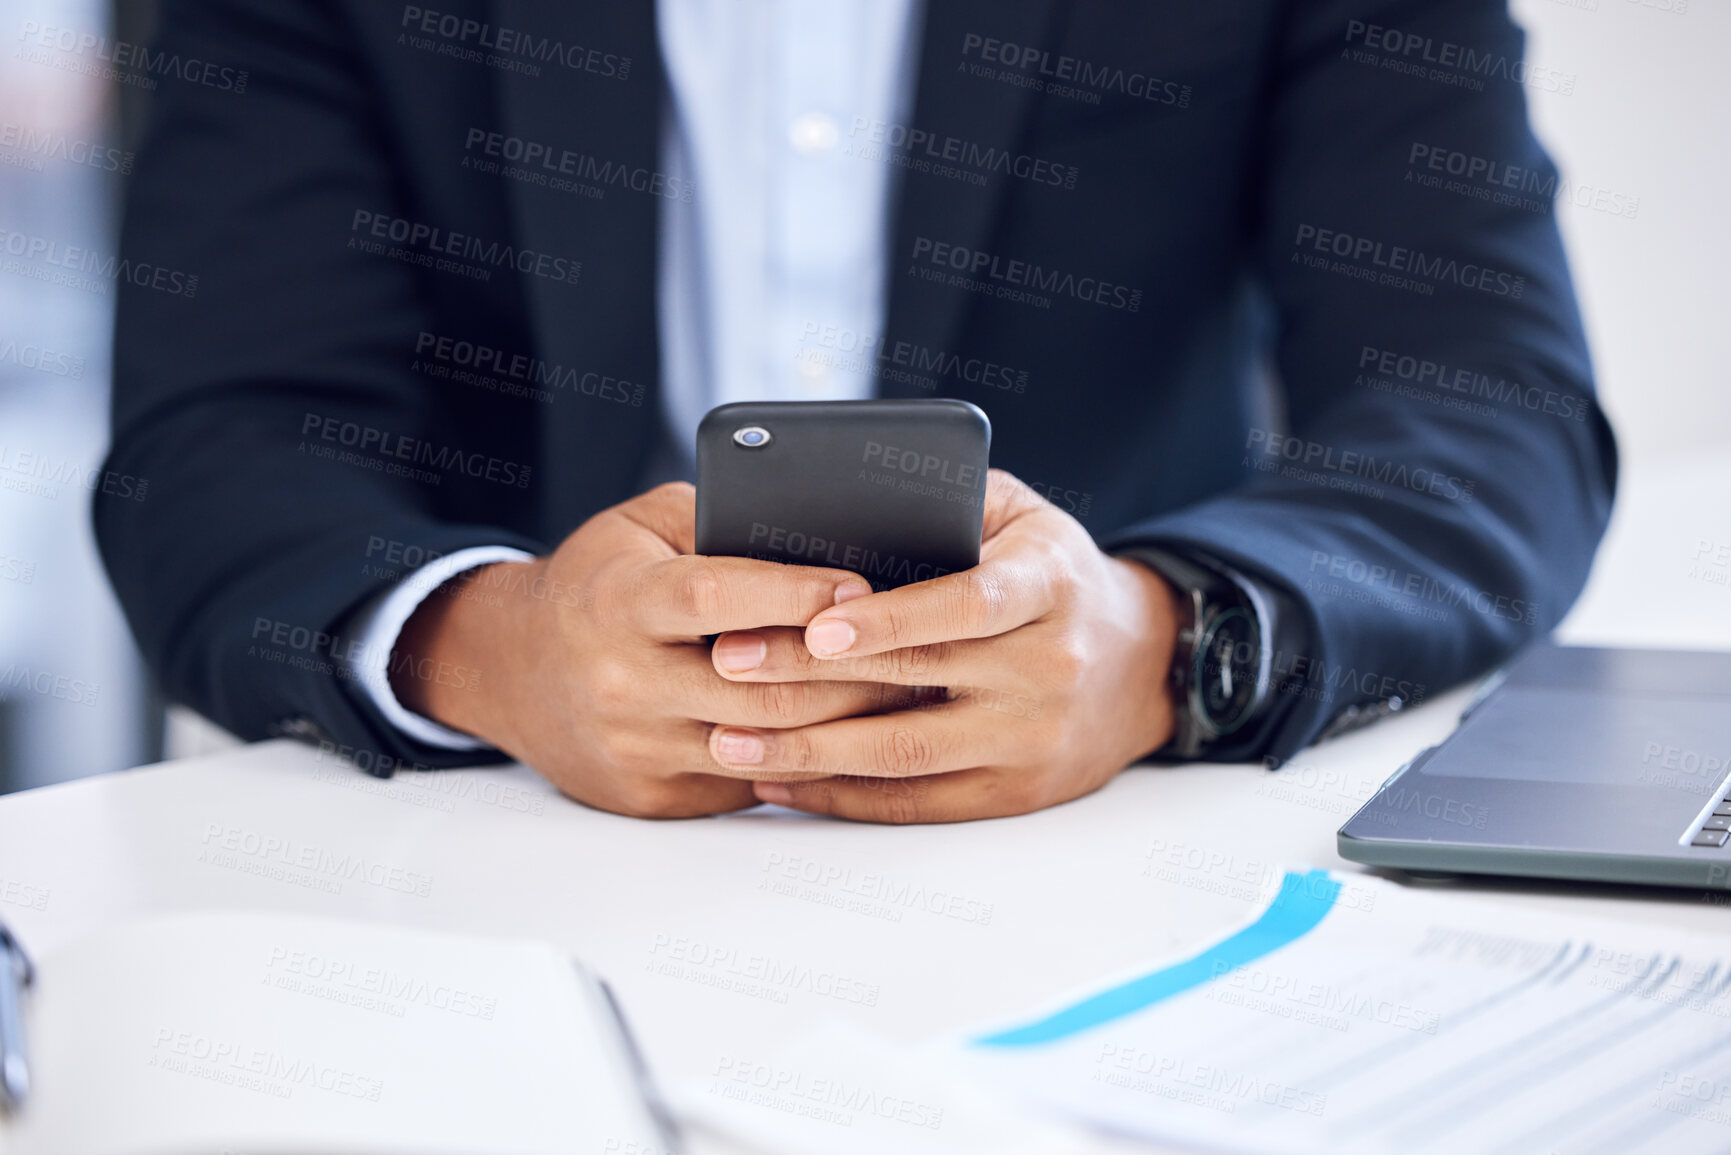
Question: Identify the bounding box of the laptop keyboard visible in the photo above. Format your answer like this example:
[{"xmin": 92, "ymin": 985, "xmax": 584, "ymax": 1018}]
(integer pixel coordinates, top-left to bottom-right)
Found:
[{"xmin": 1689, "ymin": 800, "xmax": 1731, "ymax": 847}]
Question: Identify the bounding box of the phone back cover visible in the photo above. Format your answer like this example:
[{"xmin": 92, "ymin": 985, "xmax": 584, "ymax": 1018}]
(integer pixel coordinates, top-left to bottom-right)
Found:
[{"xmin": 695, "ymin": 400, "xmax": 989, "ymax": 590}]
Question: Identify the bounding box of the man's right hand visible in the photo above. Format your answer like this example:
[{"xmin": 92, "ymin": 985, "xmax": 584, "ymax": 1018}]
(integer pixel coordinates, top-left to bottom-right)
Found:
[{"xmin": 388, "ymin": 483, "xmax": 895, "ymax": 818}]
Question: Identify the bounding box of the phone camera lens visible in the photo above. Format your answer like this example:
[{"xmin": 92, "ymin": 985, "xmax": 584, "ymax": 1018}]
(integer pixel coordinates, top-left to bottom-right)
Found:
[{"xmin": 732, "ymin": 426, "xmax": 772, "ymax": 449}]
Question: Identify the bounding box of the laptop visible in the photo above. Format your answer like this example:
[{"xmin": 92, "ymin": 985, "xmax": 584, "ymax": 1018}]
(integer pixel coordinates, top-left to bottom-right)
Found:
[{"xmin": 1337, "ymin": 643, "xmax": 1731, "ymax": 890}]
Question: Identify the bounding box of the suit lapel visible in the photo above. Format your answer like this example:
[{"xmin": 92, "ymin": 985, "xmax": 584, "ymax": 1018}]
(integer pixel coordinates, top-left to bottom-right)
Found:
[
  {"xmin": 490, "ymin": 0, "xmax": 665, "ymax": 537},
  {"xmin": 485, "ymin": 0, "xmax": 1065, "ymax": 525},
  {"xmin": 880, "ymin": 0, "xmax": 1067, "ymax": 400}
]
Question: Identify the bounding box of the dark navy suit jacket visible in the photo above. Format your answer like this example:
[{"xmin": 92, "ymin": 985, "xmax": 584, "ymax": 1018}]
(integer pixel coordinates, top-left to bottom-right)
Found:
[{"xmin": 97, "ymin": 0, "xmax": 1617, "ymax": 772}]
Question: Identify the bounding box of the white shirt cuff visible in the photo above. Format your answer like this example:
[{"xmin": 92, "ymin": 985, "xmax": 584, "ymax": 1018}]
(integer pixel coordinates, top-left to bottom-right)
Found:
[{"xmin": 344, "ymin": 545, "xmax": 536, "ymax": 750}]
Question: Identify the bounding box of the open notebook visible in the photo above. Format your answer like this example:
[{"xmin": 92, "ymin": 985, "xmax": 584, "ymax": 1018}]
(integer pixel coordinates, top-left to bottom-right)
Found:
[{"xmin": 0, "ymin": 912, "xmax": 676, "ymax": 1155}]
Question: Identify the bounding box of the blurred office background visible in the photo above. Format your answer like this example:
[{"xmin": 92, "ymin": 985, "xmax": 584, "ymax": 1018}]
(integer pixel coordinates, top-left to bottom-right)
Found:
[
  {"xmin": 0, "ymin": 0, "xmax": 154, "ymax": 790},
  {"xmin": 0, "ymin": 0, "xmax": 1726, "ymax": 793}
]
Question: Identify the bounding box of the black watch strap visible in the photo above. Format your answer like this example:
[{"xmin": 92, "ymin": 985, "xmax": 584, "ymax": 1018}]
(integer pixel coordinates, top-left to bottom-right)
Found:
[{"xmin": 1120, "ymin": 547, "xmax": 1279, "ymax": 760}]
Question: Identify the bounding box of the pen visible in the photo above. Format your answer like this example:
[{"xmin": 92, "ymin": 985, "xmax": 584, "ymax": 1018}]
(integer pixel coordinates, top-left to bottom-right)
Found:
[
  {"xmin": 597, "ymin": 977, "xmax": 682, "ymax": 1155},
  {"xmin": 0, "ymin": 919, "xmax": 32, "ymax": 1113}
]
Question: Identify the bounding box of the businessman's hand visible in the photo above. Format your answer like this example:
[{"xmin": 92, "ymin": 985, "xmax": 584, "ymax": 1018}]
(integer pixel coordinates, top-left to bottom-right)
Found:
[
  {"xmin": 705, "ymin": 470, "xmax": 1184, "ymax": 822},
  {"xmin": 392, "ymin": 482, "xmax": 918, "ymax": 818}
]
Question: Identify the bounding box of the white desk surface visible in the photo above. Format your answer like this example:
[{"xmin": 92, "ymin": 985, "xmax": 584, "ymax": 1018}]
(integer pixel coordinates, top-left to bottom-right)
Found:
[{"xmin": 1, "ymin": 452, "xmax": 1727, "ymax": 1153}]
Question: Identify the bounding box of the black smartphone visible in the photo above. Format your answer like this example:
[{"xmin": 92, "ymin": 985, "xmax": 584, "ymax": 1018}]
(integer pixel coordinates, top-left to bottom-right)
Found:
[{"xmin": 695, "ymin": 399, "xmax": 991, "ymax": 591}]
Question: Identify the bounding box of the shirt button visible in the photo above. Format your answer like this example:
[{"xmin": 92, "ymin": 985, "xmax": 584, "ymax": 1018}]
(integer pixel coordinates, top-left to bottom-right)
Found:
[
  {"xmin": 797, "ymin": 355, "xmax": 831, "ymax": 389},
  {"xmin": 788, "ymin": 112, "xmax": 839, "ymax": 156}
]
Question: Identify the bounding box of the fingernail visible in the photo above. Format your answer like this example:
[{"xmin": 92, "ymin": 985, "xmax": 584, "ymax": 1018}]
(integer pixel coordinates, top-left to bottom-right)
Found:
[
  {"xmin": 806, "ymin": 618, "xmax": 856, "ymax": 658},
  {"xmin": 713, "ymin": 633, "xmax": 766, "ymax": 673},
  {"xmin": 755, "ymin": 782, "xmax": 793, "ymax": 806},
  {"xmin": 833, "ymin": 580, "xmax": 871, "ymax": 605},
  {"xmin": 715, "ymin": 729, "xmax": 765, "ymax": 765}
]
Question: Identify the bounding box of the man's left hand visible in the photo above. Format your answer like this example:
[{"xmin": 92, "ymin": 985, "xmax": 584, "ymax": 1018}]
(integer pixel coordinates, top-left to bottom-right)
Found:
[{"xmin": 704, "ymin": 470, "xmax": 1185, "ymax": 822}]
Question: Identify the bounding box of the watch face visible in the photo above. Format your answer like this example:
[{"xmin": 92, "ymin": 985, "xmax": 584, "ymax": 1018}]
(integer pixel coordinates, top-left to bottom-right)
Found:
[{"xmin": 1191, "ymin": 606, "xmax": 1262, "ymax": 737}]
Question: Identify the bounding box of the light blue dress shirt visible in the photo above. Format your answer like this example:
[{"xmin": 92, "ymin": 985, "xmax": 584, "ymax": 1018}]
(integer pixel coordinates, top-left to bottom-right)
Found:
[{"xmin": 347, "ymin": 0, "xmax": 924, "ymax": 748}]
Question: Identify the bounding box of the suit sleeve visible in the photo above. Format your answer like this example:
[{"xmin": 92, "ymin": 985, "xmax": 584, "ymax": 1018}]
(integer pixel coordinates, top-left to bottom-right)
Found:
[
  {"xmin": 1103, "ymin": 0, "xmax": 1617, "ymax": 762},
  {"xmin": 94, "ymin": 0, "xmax": 545, "ymax": 772}
]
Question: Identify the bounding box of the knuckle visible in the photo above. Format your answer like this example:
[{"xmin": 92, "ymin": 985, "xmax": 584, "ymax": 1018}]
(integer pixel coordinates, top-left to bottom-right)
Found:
[
  {"xmin": 593, "ymin": 727, "xmax": 645, "ymax": 772},
  {"xmin": 1043, "ymin": 637, "xmax": 1088, "ymax": 686},
  {"xmin": 887, "ymin": 643, "xmax": 940, "ymax": 682},
  {"xmin": 875, "ymin": 785, "xmax": 925, "ymax": 825},
  {"xmin": 959, "ymin": 569, "xmax": 1010, "ymax": 629},
  {"xmin": 878, "ymin": 603, "xmax": 918, "ymax": 649},
  {"xmin": 1045, "ymin": 549, "xmax": 1082, "ymax": 604},
  {"xmin": 796, "ymin": 571, "xmax": 846, "ymax": 613},
  {"xmin": 612, "ymin": 777, "xmax": 681, "ymax": 818},
  {"xmin": 754, "ymin": 680, "xmax": 808, "ymax": 726},
  {"xmin": 781, "ymin": 729, "xmax": 818, "ymax": 774},
  {"xmin": 874, "ymin": 724, "xmax": 937, "ymax": 777},
  {"xmin": 672, "ymin": 558, "xmax": 727, "ymax": 624},
  {"xmin": 786, "ymin": 639, "xmax": 826, "ymax": 676},
  {"xmin": 587, "ymin": 660, "xmax": 636, "ymax": 713}
]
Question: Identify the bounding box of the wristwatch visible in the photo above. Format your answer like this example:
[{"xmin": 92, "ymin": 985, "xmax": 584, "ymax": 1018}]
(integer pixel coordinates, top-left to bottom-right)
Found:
[{"xmin": 1127, "ymin": 548, "xmax": 1276, "ymax": 760}]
